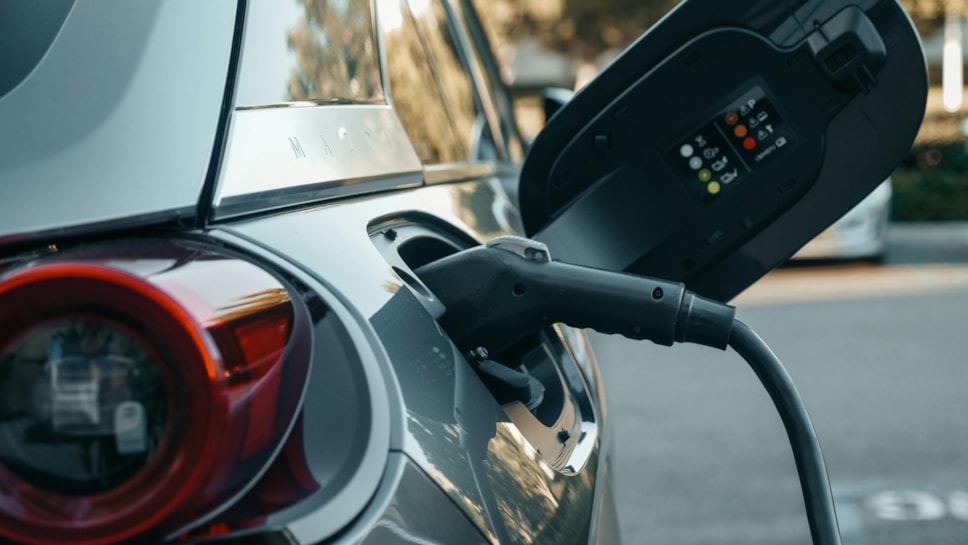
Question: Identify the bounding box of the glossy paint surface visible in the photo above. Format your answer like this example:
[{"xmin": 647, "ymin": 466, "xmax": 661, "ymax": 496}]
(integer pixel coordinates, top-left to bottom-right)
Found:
[
  {"xmin": 0, "ymin": 0, "xmax": 236, "ymax": 241},
  {"xmin": 216, "ymin": 179, "xmax": 612, "ymax": 544},
  {"xmin": 214, "ymin": 106, "xmax": 422, "ymax": 219}
]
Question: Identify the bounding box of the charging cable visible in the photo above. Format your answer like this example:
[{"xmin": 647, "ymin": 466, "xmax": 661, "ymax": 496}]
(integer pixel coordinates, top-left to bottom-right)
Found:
[
  {"xmin": 729, "ymin": 321, "xmax": 842, "ymax": 545},
  {"xmin": 417, "ymin": 236, "xmax": 843, "ymax": 545}
]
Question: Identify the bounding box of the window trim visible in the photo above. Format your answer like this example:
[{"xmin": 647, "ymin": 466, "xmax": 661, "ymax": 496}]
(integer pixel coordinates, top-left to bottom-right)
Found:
[
  {"xmin": 440, "ymin": 0, "xmax": 509, "ymax": 162},
  {"xmin": 212, "ymin": 104, "xmax": 422, "ymax": 220},
  {"xmin": 376, "ymin": 0, "xmax": 507, "ymax": 185}
]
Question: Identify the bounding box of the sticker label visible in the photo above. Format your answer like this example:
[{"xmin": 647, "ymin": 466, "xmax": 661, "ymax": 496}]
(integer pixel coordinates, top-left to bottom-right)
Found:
[
  {"xmin": 114, "ymin": 401, "xmax": 147, "ymax": 454},
  {"xmin": 666, "ymin": 85, "xmax": 796, "ymax": 202}
]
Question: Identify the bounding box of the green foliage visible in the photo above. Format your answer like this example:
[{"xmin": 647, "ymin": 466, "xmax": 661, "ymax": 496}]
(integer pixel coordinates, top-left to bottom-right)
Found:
[
  {"xmin": 892, "ymin": 145, "xmax": 968, "ymax": 220},
  {"xmin": 899, "ymin": 0, "xmax": 968, "ymax": 35},
  {"xmin": 472, "ymin": 0, "xmax": 679, "ymax": 63}
]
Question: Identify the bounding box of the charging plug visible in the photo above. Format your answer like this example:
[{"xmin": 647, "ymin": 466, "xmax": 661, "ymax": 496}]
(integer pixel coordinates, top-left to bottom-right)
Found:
[
  {"xmin": 418, "ymin": 237, "xmax": 843, "ymax": 545},
  {"xmin": 416, "ymin": 236, "xmax": 735, "ymax": 354}
]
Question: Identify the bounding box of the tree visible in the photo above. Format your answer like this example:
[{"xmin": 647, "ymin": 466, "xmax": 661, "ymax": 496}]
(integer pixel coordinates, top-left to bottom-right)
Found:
[
  {"xmin": 471, "ymin": 0, "xmax": 679, "ymax": 87},
  {"xmin": 900, "ymin": 0, "xmax": 968, "ymax": 34},
  {"xmin": 286, "ymin": 0, "xmax": 383, "ymax": 102},
  {"xmin": 478, "ymin": 1, "xmax": 968, "ymax": 86}
]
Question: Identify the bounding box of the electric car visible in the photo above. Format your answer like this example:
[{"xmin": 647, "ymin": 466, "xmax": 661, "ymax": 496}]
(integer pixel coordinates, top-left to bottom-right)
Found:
[
  {"xmin": 0, "ymin": 1, "xmax": 617, "ymax": 544},
  {"xmin": 0, "ymin": 1, "xmax": 926, "ymax": 545}
]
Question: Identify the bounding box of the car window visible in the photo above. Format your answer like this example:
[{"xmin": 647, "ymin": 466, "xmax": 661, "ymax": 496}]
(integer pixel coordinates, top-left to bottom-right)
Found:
[
  {"xmin": 409, "ymin": 0, "xmax": 499, "ymax": 161},
  {"xmin": 382, "ymin": 0, "xmax": 467, "ymax": 164},
  {"xmin": 235, "ymin": 0, "xmax": 384, "ymax": 108},
  {"xmin": 457, "ymin": 0, "xmax": 525, "ymax": 163}
]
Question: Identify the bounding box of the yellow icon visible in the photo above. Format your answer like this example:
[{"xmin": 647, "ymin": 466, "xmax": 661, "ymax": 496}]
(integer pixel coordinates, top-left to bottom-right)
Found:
[
  {"xmin": 698, "ymin": 169, "xmax": 712, "ymax": 182},
  {"xmin": 707, "ymin": 181, "xmax": 721, "ymax": 195}
]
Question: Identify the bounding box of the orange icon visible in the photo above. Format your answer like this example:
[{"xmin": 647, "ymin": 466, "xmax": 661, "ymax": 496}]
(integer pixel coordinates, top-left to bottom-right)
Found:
[
  {"xmin": 734, "ymin": 125, "xmax": 748, "ymax": 138},
  {"xmin": 725, "ymin": 112, "xmax": 739, "ymax": 125}
]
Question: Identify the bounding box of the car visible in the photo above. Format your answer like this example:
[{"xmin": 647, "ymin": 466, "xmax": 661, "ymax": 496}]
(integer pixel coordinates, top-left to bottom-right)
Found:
[
  {"xmin": 0, "ymin": 1, "xmax": 616, "ymax": 544},
  {"xmin": 793, "ymin": 180, "xmax": 893, "ymax": 262},
  {"xmin": 0, "ymin": 1, "xmax": 927, "ymax": 545}
]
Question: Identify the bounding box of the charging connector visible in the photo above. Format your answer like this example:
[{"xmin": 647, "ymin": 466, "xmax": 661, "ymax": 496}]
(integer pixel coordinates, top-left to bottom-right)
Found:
[
  {"xmin": 416, "ymin": 236, "xmax": 735, "ymax": 354},
  {"xmin": 418, "ymin": 236, "xmax": 843, "ymax": 545}
]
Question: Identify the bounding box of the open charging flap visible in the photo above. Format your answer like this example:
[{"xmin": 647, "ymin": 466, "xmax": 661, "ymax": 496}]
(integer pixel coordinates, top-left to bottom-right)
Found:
[{"xmin": 519, "ymin": 0, "xmax": 927, "ymax": 301}]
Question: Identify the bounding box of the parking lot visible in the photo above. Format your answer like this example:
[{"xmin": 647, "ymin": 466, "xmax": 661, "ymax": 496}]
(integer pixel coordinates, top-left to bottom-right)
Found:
[{"xmin": 593, "ymin": 223, "xmax": 968, "ymax": 544}]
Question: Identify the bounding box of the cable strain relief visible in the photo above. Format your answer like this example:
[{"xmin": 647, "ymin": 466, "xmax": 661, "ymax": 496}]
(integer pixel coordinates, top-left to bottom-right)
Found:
[{"xmin": 675, "ymin": 291, "xmax": 736, "ymax": 349}]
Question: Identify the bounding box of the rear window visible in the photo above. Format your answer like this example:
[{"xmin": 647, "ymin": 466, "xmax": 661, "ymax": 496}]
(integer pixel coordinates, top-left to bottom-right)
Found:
[{"xmin": 235, "ymin": 0, "xmax": 384, "ymax": 108}]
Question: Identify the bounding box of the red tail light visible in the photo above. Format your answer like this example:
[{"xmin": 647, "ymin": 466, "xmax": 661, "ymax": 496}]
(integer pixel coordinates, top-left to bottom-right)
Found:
[{"xmin": 0, "ymin": 241, "xmax": 311, "ymax": 545}]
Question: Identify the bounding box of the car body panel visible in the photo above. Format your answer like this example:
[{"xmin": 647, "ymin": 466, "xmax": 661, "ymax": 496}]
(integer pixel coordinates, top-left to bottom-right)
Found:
[
  {"xmin": 0, "ymin": 0, "xmax": 236, "ymax": 242},
  {"xmin": 213, "ymin": 105, "xmax": 423, "ymax": 220},
  {"xmin": 213, "ymin": 179, "xmax": 614, "ymax": 544},
  {"xmin": 0, "ymin": 0, "xmax": 614, "ymax": 543},
  {"xmin": 357, "ymin": 455, "xmax": 491, "ymax": 545}
]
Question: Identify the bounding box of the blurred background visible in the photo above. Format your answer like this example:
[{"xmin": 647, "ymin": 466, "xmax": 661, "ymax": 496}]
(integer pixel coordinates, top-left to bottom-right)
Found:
[
  {"xmin": 479, "ymin": 0, "xmax": 968, "ymax": 222},
  {"xmin": 468, "ymin": 0, "xmax": 968, "ymax": 543}
]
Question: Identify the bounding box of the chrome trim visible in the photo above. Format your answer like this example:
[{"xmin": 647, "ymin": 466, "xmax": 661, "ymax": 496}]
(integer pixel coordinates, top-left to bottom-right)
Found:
[
  {"xmin": 442, "ymin": 0, "xmax": 508, "ymax": 160},
  {"xmin": 235, "ymin": 98, "xmax": 387, "ymax": 111},
  {"xmin": 374, "ymin": 0, "xmax": 393, "ymax": 110},
  {"xmin": 423, "ymin": 162, "xmax": 494, "ymax": 185},
  {"xmin": 213, "ymin": 105, "xmax": 422, "ymax": 219}
]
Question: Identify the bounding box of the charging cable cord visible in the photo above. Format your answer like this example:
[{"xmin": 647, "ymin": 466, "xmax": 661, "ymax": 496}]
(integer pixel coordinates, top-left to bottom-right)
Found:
[
  {"xmin": 729, "ymin": 320, "xmax": 842, "ymax": 545},
  {"xmin": 417, "ymin": 236, "xmax": 842, "ymax": 545}
]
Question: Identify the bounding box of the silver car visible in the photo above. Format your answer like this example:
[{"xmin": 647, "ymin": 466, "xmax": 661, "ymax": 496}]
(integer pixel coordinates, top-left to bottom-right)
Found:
[
  {"xmin": 0, "ymin": 1, "xmax": 615, "ymax": 544},
  {"xmin": 0, "ymin": 0, "xmax": 928, "ymax": 544}
]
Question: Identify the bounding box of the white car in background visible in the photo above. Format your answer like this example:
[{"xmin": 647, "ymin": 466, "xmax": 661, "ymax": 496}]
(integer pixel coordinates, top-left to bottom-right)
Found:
[{"xmin": 794, "ymin": 180, "xmax": 893, "ymax": 262}]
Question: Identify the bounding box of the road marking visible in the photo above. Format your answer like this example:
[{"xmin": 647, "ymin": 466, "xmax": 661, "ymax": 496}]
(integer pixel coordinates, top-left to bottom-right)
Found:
[
  {"xmin": 866, "ymin": 490, "xmax": 947, "ymax": 521},
  {"xmin": 837, "ymin": 486, "xmax": 968, "ymax": 523},
  {"xmin": 831, "ymin": 486, "xmax": 968, "ymax": 545},
  {"xmin": 950, "ymin": 491, "xmax": 968, "ymax": 520},
  {"xmin": 733, "ymin": 263, "xmax": 968, "ymax": 306}
]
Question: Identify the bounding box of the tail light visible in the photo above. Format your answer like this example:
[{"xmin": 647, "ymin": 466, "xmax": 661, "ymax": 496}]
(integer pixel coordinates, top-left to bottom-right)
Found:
[{"xmin": 0, "ymin": 240, "xmax": 311, "ymax": 545}]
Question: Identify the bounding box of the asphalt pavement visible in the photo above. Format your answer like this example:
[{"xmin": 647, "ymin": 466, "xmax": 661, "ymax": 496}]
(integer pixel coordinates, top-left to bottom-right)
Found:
[
  {"xmin": 592, "ymin": 222, "xmax": 968, "ymax": 545},
  {"xmin": 884, "ymin": 222, "xmax": 968, "ymax": 265}
]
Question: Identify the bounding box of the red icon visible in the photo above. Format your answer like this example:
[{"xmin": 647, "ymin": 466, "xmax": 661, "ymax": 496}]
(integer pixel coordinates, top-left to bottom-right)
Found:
[
  {"xmin": 725, "ymin": 112, "xmax": 739, "ymax": 125},
  {"xmin": 743, "ymin": 137, "xmax": 757, "ymax": 150},
  {"xmin": 734, "ymin": 125, "xmax": 748, "ymax": 138}
]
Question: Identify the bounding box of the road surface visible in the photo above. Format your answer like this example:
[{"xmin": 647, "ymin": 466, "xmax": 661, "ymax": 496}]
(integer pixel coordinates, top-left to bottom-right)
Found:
[{"xmin": 593, "ymin": 223, "xmax": 968, "ymax": 544}]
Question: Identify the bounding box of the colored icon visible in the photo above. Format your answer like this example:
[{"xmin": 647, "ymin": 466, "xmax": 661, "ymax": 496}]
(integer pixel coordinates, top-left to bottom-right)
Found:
[
  {"xmin": 734, "ymin": 125, "xmax": 748, "ymax": 138},
  {"xmin": 680, "ymin": 144, "xmax": 694, "ymax": 157},
  {"xmin": 707, "ymin": 181, "xmax": 721, "ymax": 195},
  {"xmin": 725, "ymin": 112, "xmax": 739, "ymax": 125},
  {"xmin": 698, "ymin": 169, "xmax": 712, "ymax": 182},
  {"xmin": 743, "ymin": 137, "xmax": 756, "ymax": 150}
]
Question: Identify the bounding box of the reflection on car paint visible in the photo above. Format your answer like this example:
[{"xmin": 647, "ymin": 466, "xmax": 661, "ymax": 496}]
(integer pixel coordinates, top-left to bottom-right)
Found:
[
  {"xmin": 235, "ymin": 0, "xmax": 384, "ymax": 108},
  {"xmin": 372, "ymin": 288, "xmax": 599, "ymax": 545}
]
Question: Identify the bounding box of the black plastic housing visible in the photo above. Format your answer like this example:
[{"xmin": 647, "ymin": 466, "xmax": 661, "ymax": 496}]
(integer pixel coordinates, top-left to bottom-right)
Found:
[
  {"xmin": 519, "ymin": 0, "xmax": 927, "ymax": 301},
  {"xmin": 416, "ymin": 245, "xmax": 735, "ymax": 355}
]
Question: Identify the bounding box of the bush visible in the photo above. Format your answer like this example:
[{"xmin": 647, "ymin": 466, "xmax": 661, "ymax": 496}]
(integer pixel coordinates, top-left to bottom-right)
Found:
[{"xmin": 891, "ymin": 144, "xmax": 968, "ymax": 221}]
